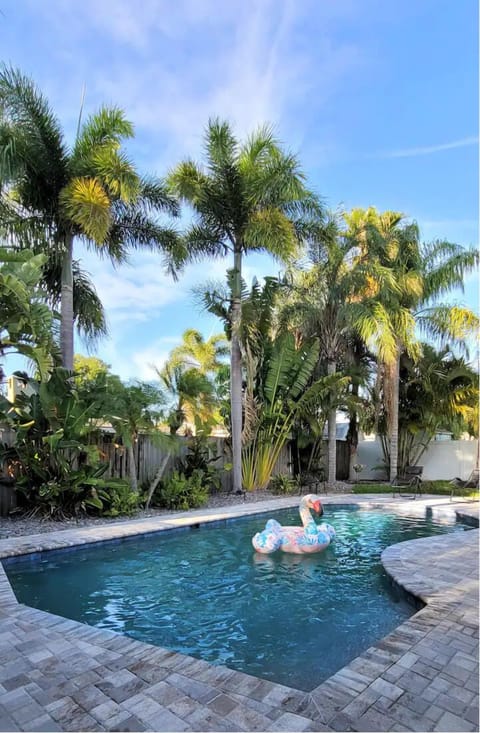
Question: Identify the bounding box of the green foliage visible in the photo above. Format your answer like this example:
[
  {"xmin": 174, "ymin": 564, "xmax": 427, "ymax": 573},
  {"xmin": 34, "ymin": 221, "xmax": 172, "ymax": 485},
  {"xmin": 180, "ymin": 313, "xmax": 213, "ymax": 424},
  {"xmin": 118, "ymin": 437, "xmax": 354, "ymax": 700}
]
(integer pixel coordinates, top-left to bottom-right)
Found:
[
  {"xmin": 13, "ymin": 462, "xmax": 130, "ymax": 518},
  {"xmin": 269, "ymin": 474, "xmax": 297, "ymax": 495},
  {"xmin": 155, "ymin": 362, "xmax": 216, "ymax": 435},
  {"xmin": 73, "ymin": 354, "xmax": 111, "ymax": 385},
  {"xmin": 176, "ymin": 432, "xmax": 222, "ymax": 493},
  {"xmin": 168, "ymin": 329, "xmax": 229, "ymax": 375},
  {"xmin": 0, "ymin": 248, "xmax": 57, "ymax": 378},
  {"xmin": 103, "ymin": 480, "xmax": 141, "ymax": 516},
  {"xmin": 169, "ymin": 119, "xmax": 322, "ymax": 493},
  {"xmin": 242, "ymin": 331, "xmax": 348, "ymax": 490},
  {"xmin": 156, "ymin": 470, "xmax": 208, "ymax": 510},
  {"xmin": 0, "ymin": 368, "xmax": 114, "ymax": 516},
  {"xmin": 364, "ymin": 344, "xmax": 479, "ymax": 474}
]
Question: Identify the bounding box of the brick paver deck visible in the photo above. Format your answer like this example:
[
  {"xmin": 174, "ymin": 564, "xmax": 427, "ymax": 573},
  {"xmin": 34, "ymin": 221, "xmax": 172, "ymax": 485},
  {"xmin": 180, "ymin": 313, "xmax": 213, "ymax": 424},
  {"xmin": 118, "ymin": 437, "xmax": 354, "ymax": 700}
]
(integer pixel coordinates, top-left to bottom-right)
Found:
[{"xmin": 0, "ymin": 495, "xmax": 478, "ymax": 732}]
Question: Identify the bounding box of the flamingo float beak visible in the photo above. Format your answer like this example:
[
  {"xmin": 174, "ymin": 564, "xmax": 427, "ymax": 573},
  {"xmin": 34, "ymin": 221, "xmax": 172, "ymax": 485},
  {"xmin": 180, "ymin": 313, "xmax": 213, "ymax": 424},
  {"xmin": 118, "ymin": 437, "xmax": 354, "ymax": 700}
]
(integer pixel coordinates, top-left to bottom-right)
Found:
[{"xmin": 313, "ymin": 500, "xmax": 324, "ymax": 516}]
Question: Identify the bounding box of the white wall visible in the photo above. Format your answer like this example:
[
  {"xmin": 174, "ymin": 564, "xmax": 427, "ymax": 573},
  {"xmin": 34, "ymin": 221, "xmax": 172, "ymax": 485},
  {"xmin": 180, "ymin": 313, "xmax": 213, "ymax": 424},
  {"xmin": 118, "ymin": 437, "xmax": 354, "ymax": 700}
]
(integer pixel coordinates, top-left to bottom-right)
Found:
[
  {"xmin": 420, "ymin": 440, "xmax": 478, "ymax": 481},
  {"xmin": 356, "ymin": 436, "xmax": 478, "ymax": 481}
]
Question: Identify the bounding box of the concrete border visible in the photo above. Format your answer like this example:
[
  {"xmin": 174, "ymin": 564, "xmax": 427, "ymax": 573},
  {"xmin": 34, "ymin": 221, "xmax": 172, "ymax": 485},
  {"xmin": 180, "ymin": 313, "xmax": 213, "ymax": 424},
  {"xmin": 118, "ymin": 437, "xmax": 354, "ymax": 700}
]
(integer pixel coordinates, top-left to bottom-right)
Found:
[{"xmin": 0, "ymin": 494, "xmax": 478, "ymax": 732}]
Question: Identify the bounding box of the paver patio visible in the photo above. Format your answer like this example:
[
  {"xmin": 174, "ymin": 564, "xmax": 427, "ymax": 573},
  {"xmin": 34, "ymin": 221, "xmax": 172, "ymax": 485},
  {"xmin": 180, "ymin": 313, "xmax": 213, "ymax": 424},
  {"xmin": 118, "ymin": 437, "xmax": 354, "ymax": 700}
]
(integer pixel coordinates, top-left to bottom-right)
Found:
[{"xmin": 0, "ymin": 494, "xmax": 478, "ymax": 732}]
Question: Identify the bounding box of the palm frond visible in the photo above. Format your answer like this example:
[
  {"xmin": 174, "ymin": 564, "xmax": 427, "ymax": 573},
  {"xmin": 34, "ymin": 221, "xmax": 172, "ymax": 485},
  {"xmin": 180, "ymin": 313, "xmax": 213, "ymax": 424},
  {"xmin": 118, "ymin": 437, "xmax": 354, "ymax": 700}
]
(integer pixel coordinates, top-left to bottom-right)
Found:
[
  {"xmin": 0, "ymin": 65, "xmax": 68, "ymax": 209},
  {"xmin": 238, "ymin": 124, "xmax": 277, "ymax": 172},
  {"xmin": 184, "ymin": 223, "xmax": 229, "ymax": 258},
  {"xmin": 89, "ymin": 147, "xmax": 140, "ymax": 202},
  {"xmin": 205, "ymin": 118, "xmax": 238, "ymax": 173},
  {"xmin": 422, "ymin": 245, "xmax": 479, "ymax": 301},
  {"xmin": 244, "ymin": 208, "xmax": 297, "ymax": 259},
  {"xmin": 416, "ymin": 305, "xmax": 479, "ymax": 353},
  {"xmin": 70, "ymin": 264, "xmax": 108, "ymax": 344},
  {"xmin": 104, "ymin": 210, "xmax": 184, "ymax": 274},
  {"xmin": 72, "ymin": 106, "xmax": 134, "ymax": 163},
  {"xmin": 59, "ymin": 177, "xmax": 111, "ymax": 243},
  {"xmin": 167, "ymin": 159, "xmax": 207, "ymax": 205},
  {"xmin": 38, "ymin": 254, "xmax": 107, "ymax": 342},
  {"xmin": 137, "ymin": 176, "xmax": 179, "ymax": 217}
]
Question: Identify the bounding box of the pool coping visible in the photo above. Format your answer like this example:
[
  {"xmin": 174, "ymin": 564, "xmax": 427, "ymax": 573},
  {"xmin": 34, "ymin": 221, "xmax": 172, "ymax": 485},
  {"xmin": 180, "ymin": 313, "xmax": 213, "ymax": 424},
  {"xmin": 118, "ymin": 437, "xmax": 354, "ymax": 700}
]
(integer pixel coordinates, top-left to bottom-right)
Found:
[{"xmin": 0, "ymin": 493, "xmax": 478, "ymax": 732}]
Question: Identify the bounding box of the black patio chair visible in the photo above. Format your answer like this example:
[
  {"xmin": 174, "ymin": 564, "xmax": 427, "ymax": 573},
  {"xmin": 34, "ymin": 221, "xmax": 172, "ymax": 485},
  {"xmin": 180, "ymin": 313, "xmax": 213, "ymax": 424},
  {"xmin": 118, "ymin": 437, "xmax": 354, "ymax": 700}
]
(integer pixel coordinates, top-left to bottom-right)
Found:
[
  {"xmin": 391, "ymin": 465, "xmax": 423, "ymax": 499},
  {"xmin": 297, "ymin": 471, "xmax": 327, "ymax": 495},
  {"xmin": 449, "ymin": 468, "xmax": 479, "ymax": 500}
]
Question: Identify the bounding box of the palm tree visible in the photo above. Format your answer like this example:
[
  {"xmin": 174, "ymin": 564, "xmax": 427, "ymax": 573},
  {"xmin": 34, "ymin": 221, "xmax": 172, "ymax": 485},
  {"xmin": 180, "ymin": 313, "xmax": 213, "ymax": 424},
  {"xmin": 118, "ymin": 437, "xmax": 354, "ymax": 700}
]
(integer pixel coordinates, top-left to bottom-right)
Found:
[
  {"xmin": 155, "ymin": 362, "xmax": 216, "ymax": 436},
  {"xmin": 396, "ymin": 344, "xmax": 479, "ymax": 470},
  {"xmin": 168, "ymin": 329, "xmax": 229, "ymax": 376},
  {"xmin": 278, "ymin": 213, "xmax": 399, "ymax": 486},
  {"xmin": 347, "ymin": 208, "xmax": 478, "ymax": 480},
  {"xmin": 169, "ymin": 119, "xmax": 321, "ymax": 492},
  {"xmin": 0, "ymin": 66, "xmax": 181, "ymax": 370}
]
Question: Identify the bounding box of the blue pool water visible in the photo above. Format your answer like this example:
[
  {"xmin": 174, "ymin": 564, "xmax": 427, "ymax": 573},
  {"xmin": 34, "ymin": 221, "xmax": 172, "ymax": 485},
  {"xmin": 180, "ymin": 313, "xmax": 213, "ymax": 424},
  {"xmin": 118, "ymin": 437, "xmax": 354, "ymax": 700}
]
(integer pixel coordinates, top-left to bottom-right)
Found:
[{"xmin": 4, "ymin": 507, "xmax": 472, "ymax": 691}]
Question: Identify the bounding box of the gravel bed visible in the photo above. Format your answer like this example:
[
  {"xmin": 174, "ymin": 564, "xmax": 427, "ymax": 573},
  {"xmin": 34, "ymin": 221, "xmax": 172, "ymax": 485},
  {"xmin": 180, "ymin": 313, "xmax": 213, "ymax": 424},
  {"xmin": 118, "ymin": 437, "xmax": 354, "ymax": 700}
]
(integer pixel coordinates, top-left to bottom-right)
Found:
[
  {"xmin": 0, "ymin": 484, "xmax": 353, "ymax": 540},
  {"xmin": 0, "ymin": 490, "xmax": 279, "ymax": 539}
]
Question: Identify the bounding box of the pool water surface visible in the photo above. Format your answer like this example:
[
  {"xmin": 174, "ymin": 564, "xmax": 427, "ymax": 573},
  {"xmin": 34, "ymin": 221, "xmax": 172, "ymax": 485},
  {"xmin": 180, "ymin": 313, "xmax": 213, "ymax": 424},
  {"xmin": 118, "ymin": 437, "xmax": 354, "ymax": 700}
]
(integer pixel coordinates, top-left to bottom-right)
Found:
[{"xmin": 4, "ymin": 506, "xmax": 472, "ymax": 691}]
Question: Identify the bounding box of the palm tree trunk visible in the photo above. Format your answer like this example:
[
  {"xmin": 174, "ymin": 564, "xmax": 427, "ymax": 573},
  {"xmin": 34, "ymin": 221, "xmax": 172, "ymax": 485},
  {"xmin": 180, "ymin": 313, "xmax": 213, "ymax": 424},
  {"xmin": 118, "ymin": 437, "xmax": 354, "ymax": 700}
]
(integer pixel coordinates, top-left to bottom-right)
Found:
[
  {"xmin": 60, "ymin": 233, "xmax": 74, "ymax": 370},
  {"xmin": 327, "ymin": 360, "xmax": 337, "ymax": 487},
  {"xmin": 145, "ymin": 452, "xmax": 171, "ymax": 508},
  {"xmin": 127, "ymin": 443, "xmax": 138, "ymax": 493},
  {"xmin": 386, "ymin": 345, "xmax": 401, "ymax": 482},
  {"xmin": 347, "ymin": 382, "xmax": 359, "ymax": 482},
  {"xmin": 231, "ymin": 247, "xmax": 243, "ymax": 493}
]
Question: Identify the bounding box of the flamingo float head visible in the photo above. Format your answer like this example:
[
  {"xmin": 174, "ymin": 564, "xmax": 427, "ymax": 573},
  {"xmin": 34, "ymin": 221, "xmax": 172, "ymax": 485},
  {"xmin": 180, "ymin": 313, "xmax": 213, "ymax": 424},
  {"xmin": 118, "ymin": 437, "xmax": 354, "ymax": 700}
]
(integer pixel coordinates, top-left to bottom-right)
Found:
[{"xmin": 304, "ymin": 494, "xmax": 324, "ymax": 516}]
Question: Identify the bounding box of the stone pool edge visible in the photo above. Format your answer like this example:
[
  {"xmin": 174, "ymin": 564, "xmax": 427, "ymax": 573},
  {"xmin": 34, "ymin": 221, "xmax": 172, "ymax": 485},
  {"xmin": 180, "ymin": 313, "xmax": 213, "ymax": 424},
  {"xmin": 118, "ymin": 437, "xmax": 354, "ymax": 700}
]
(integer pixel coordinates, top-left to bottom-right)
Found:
[{"xmin": 0, "ymin": 494, "xmax": 478, "ymax": 733}]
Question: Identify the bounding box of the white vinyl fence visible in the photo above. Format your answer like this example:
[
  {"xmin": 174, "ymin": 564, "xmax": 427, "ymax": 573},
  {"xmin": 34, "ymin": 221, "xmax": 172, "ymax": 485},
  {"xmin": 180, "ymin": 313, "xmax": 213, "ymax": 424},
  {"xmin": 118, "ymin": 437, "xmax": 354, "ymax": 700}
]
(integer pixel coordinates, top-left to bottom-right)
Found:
[{"xmin": 357, "ymin": 436, "xmax": 478, "ymax": 481}]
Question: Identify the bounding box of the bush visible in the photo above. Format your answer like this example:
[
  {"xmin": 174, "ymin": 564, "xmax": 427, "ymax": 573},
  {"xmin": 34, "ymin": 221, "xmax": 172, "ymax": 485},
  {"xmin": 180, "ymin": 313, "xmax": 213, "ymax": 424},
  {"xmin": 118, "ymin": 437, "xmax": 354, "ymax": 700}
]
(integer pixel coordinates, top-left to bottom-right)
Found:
[
  {"xmin": 157, "ymin": 470, "xmax": 209, "ymax": 510},
  {"xmin": 18, "ymin": 468, "xmax": 138, "ymax": 518},
  {"xmin": 176, "ymin": 435, "xmax": 223, "ymax": 493},
  {"xmin": 269, "ymin": 474, "xmax": 298, "ymax": 494},
  {"xmin": 103, "ymin": 480, "xmax": 141, "ymax": 516}
]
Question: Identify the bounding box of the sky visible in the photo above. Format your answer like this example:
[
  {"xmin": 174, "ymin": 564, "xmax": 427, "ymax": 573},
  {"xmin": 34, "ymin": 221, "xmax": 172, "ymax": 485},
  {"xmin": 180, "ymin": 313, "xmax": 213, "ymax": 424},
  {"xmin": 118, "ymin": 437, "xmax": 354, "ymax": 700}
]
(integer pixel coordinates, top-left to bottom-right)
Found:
[{"xmin": 1, "ymin": 0, "xmax": 478, "ymax": 381}]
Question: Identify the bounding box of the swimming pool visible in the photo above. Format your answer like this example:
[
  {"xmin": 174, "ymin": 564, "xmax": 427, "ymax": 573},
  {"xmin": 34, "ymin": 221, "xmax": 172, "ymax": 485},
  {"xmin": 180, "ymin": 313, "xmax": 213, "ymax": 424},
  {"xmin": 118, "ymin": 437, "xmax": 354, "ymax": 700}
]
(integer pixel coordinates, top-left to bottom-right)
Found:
[{"xmin": 4, "ymin": 506, "xmax": 472, "ymax": 691}]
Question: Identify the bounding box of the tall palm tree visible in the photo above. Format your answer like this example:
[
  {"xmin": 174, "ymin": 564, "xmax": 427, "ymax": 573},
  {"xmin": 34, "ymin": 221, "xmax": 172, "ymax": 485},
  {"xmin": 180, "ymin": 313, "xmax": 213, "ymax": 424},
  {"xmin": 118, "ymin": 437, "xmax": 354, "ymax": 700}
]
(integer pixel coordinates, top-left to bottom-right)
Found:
[
  {"xmin": 279, "ymin": 213, "xmax": 399, "ymax": 486},
  {"xmin": 169, "ymin": 119, "xmax": 321, "ymax": 492},
  {"xmin": 0, "ymin": 66, "xmax": 181, "ymax": 370},
  {"xmin": 347, "ymin": 208, "xmax": 478, "ymax": 480}
]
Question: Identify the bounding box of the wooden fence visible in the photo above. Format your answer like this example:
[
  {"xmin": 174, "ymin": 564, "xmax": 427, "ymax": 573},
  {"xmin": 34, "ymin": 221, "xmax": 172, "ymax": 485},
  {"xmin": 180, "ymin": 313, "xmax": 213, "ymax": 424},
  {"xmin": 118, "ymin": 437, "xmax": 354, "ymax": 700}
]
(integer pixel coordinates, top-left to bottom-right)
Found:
[
  {"xmin": 98, "ymin": 436, "xmax": 293, "ymax": 492},
  {"xmin": 1, "ymin": 423, "xmax": 346, "ymax": 490}
]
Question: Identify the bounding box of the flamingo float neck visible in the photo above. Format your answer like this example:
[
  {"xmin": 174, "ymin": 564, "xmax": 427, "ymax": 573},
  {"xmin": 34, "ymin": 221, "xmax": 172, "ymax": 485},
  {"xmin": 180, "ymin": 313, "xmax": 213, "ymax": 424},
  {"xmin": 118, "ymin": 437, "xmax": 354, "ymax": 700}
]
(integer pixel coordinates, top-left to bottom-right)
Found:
[{"xmin": 299, "ymin": 494, "xmax": 322, "ymax": 527}]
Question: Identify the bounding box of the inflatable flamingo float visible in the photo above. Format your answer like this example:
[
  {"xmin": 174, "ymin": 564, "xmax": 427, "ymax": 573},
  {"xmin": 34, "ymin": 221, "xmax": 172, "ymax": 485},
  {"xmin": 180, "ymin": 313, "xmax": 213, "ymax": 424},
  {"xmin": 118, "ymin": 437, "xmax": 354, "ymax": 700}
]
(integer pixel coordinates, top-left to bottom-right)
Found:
[{"xmin": 252, "ymin": 494, "xmax": 335, "ymax": 555}]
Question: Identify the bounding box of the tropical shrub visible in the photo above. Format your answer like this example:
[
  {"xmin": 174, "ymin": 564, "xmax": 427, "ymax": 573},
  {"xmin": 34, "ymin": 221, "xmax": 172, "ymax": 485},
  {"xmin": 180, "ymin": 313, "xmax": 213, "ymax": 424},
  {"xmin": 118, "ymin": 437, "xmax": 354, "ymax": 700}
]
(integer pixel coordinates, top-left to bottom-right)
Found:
[
  {"xmin": 13, "ymin": 464, "xmax": 131, "ymax": 518},
  {"xmin": 242, "ymin": 333, "xmax": 347, "ymax": 490},
  {"xmin": 0, "ymin": 368, "xmax": 115, "ymax": 516},
  {"xmin": 269, "ymin": 474, "xmax": 297, "ymax": 494},
  {"xmin": 103, "ymin": 480, "xmax": 141, "ymax": 516},
  {"xmin": 176, "ymin": 431, "xmax": 223, "ymax": 493},
  {"xmin": 157, "ymin": 470, "xmax": 208, "ymax": 510}
]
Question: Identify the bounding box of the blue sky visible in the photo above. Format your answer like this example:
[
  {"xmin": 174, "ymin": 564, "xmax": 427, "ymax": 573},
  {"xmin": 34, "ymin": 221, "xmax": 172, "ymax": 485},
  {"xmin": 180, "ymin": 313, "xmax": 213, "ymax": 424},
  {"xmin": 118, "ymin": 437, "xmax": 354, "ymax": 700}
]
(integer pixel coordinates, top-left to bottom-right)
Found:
[{"xmin": 1, "ymin": 0, "xmax": 478, "ymax": 380}]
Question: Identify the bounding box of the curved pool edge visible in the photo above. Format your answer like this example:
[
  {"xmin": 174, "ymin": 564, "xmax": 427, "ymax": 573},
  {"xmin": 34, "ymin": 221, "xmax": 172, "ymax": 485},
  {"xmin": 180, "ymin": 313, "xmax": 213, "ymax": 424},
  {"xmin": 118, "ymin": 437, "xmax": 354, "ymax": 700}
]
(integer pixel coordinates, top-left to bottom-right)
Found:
[{"xmin": 0, "ymin": 494, "xmax": 478, "ymax": 732}]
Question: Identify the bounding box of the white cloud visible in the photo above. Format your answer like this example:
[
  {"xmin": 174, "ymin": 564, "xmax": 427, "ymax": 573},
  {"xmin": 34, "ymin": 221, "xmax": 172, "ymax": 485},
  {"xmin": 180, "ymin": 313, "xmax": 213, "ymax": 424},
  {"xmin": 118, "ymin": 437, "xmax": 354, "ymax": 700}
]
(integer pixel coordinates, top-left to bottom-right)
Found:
[
  {"xmin": 76, "ymin": 242, "xmax": 279, "ymax": 333},
  {"xmin": 27, "ymin": 0, "xmax": 366, "ymax": 173},
  {"xmin": 130, "ymin": 339, "xmax": 179, "ymax": 381},
  {"xmin": 379, "ymin": 136, "xmax": 478, "ymax": 159}
]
